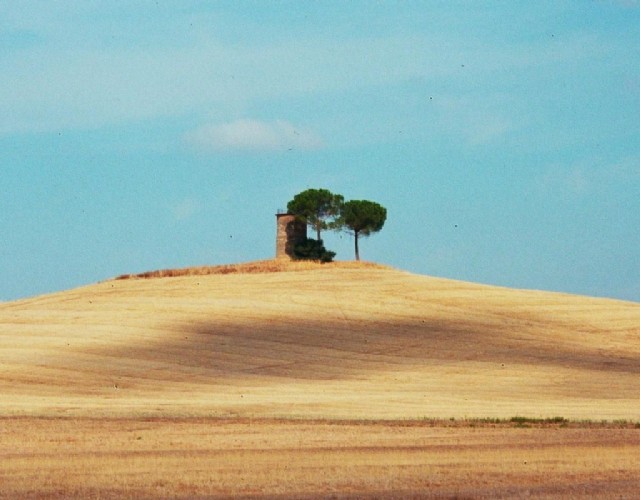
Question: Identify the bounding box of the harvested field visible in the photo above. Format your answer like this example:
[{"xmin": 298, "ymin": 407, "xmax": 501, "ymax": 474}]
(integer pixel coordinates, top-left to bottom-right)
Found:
[
  {"xmin": 1, "ymin": 418, "xmax": 639, "ymax": 499},
  {"xmin": 1, "ymin": 260, "xmax": 639, "ymax": 497}
]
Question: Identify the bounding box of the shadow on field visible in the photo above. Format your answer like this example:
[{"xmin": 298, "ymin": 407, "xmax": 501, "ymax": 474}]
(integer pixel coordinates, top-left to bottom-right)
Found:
[{"xmin": 94, "ymin": 312, "xmax": 640, "ymax": 382}]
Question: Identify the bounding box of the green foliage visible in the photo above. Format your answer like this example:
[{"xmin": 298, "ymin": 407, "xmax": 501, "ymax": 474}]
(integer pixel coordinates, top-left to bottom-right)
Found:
[
  {"xmin": 293, "ymin": 238, "xmax": 336, "ymax": 263},
  {"xmin": 509, "ymin": 416, "xmax": 568, "ymax": 424},
  {"xmin": 472, "ymin": 417, "xmax": 503, "ymax": 424},
  {"xmin": 287, "ymin": 188, "xmax": 344, "ymax": 241},
  {"xmin": 340, "ymin": 199, "xmax": 387, "ymax": 236},
  {"xmin": 284, "ymin": 189, "xmax": 387, "ymax": 261},
  {"xmin": 339, "ymin": 199, "xmax": 387, "ymax": 260}
]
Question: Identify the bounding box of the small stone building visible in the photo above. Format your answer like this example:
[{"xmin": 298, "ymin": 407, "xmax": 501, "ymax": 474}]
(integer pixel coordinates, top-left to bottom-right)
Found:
[{"xmin": 275, "ymin": 212, "xmax": 307, "ymax": 259}]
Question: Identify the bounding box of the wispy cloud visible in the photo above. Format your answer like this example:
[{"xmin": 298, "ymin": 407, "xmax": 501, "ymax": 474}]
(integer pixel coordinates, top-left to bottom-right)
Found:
[
  {"xmin": 0, "ymin": 33, "xmax": 437, "ymax": 135},
  {"xmin": 536, "ymin": 156, "xmax": 640, "ymax": 196},
  {"xmin": 184, "ymin": 119, "xmax": 324, "ymax": 152},
  {"xmin": 603, "ymin": 0, "xmax": 639, "ymax": 7},
  {"xmin": 171, "ymin": 197, "xmax": 200, "ymax": 222},
  {"xmin": 432, "ymin": 95, "xmax": 515, "ymax": 146},
  {"xmin": 0, "ymin": 2, "xmax": 629, "ymax": 145}
]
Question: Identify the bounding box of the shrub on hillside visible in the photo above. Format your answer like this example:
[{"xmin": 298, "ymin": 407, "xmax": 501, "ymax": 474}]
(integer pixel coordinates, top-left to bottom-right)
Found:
[{"xmin": 293, "ymin": 238, "xmax": 336, "ymax": 263}]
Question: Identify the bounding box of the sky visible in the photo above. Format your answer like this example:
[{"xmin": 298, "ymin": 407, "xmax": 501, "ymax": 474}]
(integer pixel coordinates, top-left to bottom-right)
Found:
[{"xmin": 1, "ymin": 1, "xmax": 639, "ymax": 302}]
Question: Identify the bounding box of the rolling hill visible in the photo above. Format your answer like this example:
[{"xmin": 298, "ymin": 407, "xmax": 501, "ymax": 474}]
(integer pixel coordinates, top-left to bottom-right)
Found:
[{"xmin": 1, "ymin": 260, "xmax": 638, "ymax": 420}]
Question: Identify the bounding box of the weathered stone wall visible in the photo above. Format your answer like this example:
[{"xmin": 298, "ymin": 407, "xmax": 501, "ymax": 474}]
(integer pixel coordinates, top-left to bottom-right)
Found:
[{"xmin": 276, "ymin": 214, "xmax": 307, "ymax": 259}]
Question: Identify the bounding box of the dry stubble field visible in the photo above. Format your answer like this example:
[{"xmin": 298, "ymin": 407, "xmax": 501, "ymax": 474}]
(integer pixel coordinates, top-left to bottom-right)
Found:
[{"xmin": 1, "ymin": 260, "xmax": 639, "ymax": 498}]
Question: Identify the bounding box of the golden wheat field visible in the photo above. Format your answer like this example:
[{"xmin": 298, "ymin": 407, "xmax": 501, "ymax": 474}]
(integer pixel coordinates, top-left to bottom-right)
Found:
[{"xmin": 1, "ymin": 260, "xmax": 639, "ymax": 498}]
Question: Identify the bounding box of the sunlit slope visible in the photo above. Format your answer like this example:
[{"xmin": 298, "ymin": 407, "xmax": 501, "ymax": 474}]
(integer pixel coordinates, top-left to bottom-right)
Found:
[{"xmin": 1, "ymin": 264, "xmax": 638, "ymax": 419}]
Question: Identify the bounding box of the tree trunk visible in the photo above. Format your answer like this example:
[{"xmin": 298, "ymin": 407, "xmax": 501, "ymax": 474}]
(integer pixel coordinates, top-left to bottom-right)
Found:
[
  {"xmin": 316, "ymin": 226, "xmax": 321, "ymax": 242},
  {"xmin": 354, "ymin": 231, "xmax": 360, "ymax": 261}
]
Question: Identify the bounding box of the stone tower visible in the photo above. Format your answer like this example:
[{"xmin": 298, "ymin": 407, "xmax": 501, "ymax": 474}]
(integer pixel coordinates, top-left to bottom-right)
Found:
[{"xmin": 275, "ymin": 212, "xmax": 307, "ymax": 259}]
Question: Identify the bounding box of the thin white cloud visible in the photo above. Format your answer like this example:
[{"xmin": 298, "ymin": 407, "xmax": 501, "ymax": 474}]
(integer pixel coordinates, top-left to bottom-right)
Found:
[
  {"xmin": 604, "ymin": 0, "xmax": 639, "ymax": 7},
  {"xmin": 536, "ymin": 156, "xmax": 640, "ymax": 196},
  {"xmin": 432, "ymin": 95, "xmax": 515, "ymax": 146},
  {"xmin": 171, "ymin": 198, "xmax": 200, "ymax": 221},
  {"xmin": 0, "ymin": 3, "xmax": 625, "ymax": 139},
  {"xmin": 537, "ymin": 164, "xmax": 598, "ymax": 196},
  {"xmin": 184, "ymin": 119, "xmax": 324, "ymax": 152},
  {"xmin": 0, "ymin": 28, "xmax": 592, "ymax": 136}
]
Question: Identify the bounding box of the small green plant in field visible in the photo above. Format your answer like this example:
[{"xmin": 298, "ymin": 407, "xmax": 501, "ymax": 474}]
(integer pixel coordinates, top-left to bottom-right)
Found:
[
  {"xmin": 513, "ymin": 420, "xmax": 531, "ymax": 428},
  {"xmin": 509, "ymin": 416, "xmax": 568, "ymax": 426},
  {"xmin": 547, "ymin": 416, "xmax": 568, "ymax": 424},
  {"xmin": 469, "ymin": 417, "xmax": 502, "ymax": 424},
  {"xmin": 410, "ymin": 417, "xmax": 638, "ymax": 428}
]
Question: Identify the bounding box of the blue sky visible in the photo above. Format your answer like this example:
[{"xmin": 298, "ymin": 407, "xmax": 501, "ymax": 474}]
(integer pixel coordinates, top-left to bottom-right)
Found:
[{"xmin": 1, "ymin": 1, "xmax": 639, "ymax": 302}]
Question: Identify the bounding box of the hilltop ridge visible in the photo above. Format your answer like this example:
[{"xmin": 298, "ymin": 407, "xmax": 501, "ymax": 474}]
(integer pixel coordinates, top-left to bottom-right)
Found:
[
  {"xmin": 114, "ymin": 258, "xmax": 390, "ymax": 279},
  {"xmin": 0, "ymin": 262, "xmax": 638, "ymax": 420}
]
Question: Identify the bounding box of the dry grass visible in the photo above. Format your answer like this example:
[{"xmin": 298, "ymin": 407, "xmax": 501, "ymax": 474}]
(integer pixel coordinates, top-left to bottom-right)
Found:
[
  {"xmin": 1, "ymin": 417, "xmax": 639, "ymax": 499},
  {"xmin": 115, "ymin": 258, "xmax": 389, "ymax": 279},
  {"xmin": 2, "ymin": 264, "xmax": 639, "ymax": 420},
  {"xmin": 1, "ymin": 263, "xmax": 640, "ymax": 497}
]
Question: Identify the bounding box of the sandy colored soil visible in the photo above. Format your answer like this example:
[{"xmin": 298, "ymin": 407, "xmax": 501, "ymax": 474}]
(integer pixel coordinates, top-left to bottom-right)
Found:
[
  {"xmin": 1, "ymin": 260, "xmax": 639, "ymax": 497},
  {"xmin": 0, "ymin": 417, "xmax": 638, "ymax": 499}
]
